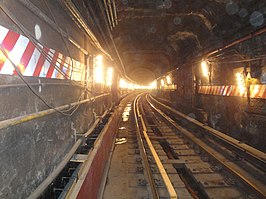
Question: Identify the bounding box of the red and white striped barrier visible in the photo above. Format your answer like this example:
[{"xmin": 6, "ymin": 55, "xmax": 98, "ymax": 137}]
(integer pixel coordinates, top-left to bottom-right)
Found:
[
  {"xmin": 199, "ymin": 85, "xmax": 266, "ymax": 99},
  {"xmin": 0, "ymin": 25, "xmax": 85, "ymax": 81}
]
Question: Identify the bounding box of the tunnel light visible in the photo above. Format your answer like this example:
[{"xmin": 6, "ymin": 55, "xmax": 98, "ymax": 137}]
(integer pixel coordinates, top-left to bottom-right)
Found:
[
  {"xmin": 149, "ymin": 81, "xmax": 157, "ymax": 89},
  {"xmin": 166, "ymin": 75, "xmax": 171, "ymax": 84},
  {"xmin": 201, "ymin": 60, "xmax": 209, "ymax": 77},
  {"xmin": 94, "ymin": 55, "xmax": 104, "ymax": 83},
  {"xmin": 128, "ymin": 83, "xmax": 134, "ymax": 90},
  {"xmin": 106, "ymin": 67, "xmax": 113, "ymax": 86},
  {"xmin": 252, "ymin": 85, "xmax": 260, "ymax": 96},
  {"xmin": 236, "ymin": 72, "xmax": 246, "ymax": 94},
  {"xmin": 96, "ymin": 55, "xmax": 103, "ymax": 61},
  {"xmin": 95, "ymin": 65, "xmax": 103, "ymax": 83},
  {"xmin": 134, "ymin": 84, "xmax": 141, "ymax": 89},
  {"xmin": 161, "ymin": 79, "xmax": 165, "ymax": 87},
  {"xmin": 119, "ymin": 79, "xmax": 128, "ymax": 89}
]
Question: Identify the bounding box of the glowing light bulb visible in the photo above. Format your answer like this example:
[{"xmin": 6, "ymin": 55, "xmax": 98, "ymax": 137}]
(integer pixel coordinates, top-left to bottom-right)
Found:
[
  {"xmin": 201, "ymin": 60, "xmax": 209, "ymax": 77},
  {"xmin": 161, "ymin": 79, "xmax": 165, "ymax": 87},
  {"xmin": 106, "ymin": 67, "xmax": 113, "ymax": 86},
  {"xmin": 166, "ymin": 75, "xmax": 171, "ymax": 84}
]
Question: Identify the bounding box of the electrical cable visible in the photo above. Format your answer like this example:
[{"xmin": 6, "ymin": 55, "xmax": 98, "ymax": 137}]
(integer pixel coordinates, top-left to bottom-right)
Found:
[
  {"xmin": 43, "ymin": 0, "xmax": 75, "ymax": 79},
  {"xmin": 209, "ymin": 55, "xmax": 266, "ymax": 64},
  {"xmin": 0, "ymin": 45, "xmax": 85, "ymax": 116},
  {"xmin": 0, "ymin": 5, "xmax": 93, "ymax": 88},
  {"xmin": 0, "ymin": 5, "xmax": 82, "ymax": 81}
]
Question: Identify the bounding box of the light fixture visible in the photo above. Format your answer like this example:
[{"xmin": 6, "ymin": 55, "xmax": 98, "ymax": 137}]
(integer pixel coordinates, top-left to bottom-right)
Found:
[
  {"xmin": 106, "ymin": 67, "xmax": 113, "ymax": 86},
  {"xmin": 166, "ymin": 75, "xmax": 171, "ymax": 84},
  {"xmin": 201, "ymin": 60, "xmax": 209, "ymax": 77},
  {"xmin": 161, "ymin": 79, "xmax": 165, "ymax": 87},
  {"xmin": 236, "ymin": 72, "xmax": 246, "ymax": 95},
  {"xmin": 119, "ymin": 79, "xmax": 127, "ymax": 88},
  {"xmin": 94, "ymin": 55, "xmax": 104, "ymax": 83},
  {"xmin": 149, "ymin": 81, "xmax": 157, "ymax": 89}
]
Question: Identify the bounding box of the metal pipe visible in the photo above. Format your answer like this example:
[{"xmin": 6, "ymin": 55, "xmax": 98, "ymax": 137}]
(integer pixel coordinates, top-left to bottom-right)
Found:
[
  {"xmin": 112, "ymin": 0, "xmax": 118, "ymax": 26},
  {"xmin": 84, "ymin": 1, "xmax": 113, "ymax": 53},
  {"xmin": 103, "ymin": 0, "xmax": 113, "ymax": 30},
  {"xmin": 16, "ymin": 0, "xmax": 88, "ymax": 55},
  {"xmin": 107, "ymin": 0, "xmax": 115, "ymax": 27},
  {"xmin": 0, "ymin": 93, "xmax": 110, "ymax": 131},
  {"xmin": 59, "ymin": 0, "xmax": 113, "ymax": 60},
  {"xmin": 206, "ymin": 27, "xmax": 266, "ymax": 58},
  {"xmin": 97, "ymin": 0, "xmax": 139, "ymax": 84}
]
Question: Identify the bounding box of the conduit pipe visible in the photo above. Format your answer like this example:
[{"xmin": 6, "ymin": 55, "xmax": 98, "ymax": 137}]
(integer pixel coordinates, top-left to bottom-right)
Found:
[
  {"xmin": 107, "ymin": 0, "xmax": 115, "ymax": 28},
  {"xmin": 0, "ymin": 93, "xmax": 110, "ymax": 131},
  {"xmin": 84, "ymin": 1, "xmax": 113, "ymax": 53},
  {"xmin": 112, "ymin": 0, "xmax": 118, "ymax": 26},
  {"xmin": 207, "ymin": 27, "xmax": 266, "ymax": 58},
  {"xmin": 103, "ymin": 0, "xmax": 113, "ymax": 30},
  {"xmin": 97, "ymin": 0, "xmax": 139, "ymax": 84},
  {"xmin": 58, "ymin": 0, "xmax": 113, "ymax": 61}
]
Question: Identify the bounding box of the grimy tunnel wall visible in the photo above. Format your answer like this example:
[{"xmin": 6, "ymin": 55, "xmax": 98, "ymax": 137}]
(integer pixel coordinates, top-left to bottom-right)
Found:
[
  {"xmin": 0, "ymin": 1, "xmax": 113, "ymax": 198},
  {"xmin": 155, "ymin": 32, "xmax": 266, "ymax": 152}
]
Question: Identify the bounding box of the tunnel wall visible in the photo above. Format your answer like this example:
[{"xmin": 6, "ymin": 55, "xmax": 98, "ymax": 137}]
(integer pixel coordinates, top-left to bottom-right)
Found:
[
  {"xmin": 155, "ymin": 33, "xmax": 266, "ymax": 152},
  {"xmin": 0, "ymin": 0, "xmax": 96, "ymax": 63},
  {"xmin": 155, "ymin": 65, "xmax": 193, "ymax": 113},
  {"xmin": 0, "ymin": 75, "xmax": 112, "ymax": 199},
  {"xmin": 0, "ymin": 1, "xmax": 113, "ymax": 198}
]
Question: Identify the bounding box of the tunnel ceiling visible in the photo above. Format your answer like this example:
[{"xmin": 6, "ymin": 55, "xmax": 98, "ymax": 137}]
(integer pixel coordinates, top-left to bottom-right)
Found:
[{"xmin": 79, "ymin": 0, "xmax": 266, "ymax": 84}]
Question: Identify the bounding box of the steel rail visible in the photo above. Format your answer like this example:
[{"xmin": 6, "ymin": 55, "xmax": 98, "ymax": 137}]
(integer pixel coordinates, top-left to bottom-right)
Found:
[
  {"xmin": 0, "ymin": 93, "xmax": 110, "ymax": 131},
  {"xmin": 136, "ymin": 95, "xmax": 178, "ymax": 199},
  {"xmin": 133, "ymin": 94, "xmax": 160, "ymax": 199},
  {"xmin": 146, "ymin": 95, "xmax": 266, "ymax": 198},
  {"xmin": 148, "ymin": 94, "xmax": 266, "ymax": 168}
]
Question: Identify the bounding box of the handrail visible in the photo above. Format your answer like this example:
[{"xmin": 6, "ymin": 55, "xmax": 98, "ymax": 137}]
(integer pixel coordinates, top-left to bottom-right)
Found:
[{"xmin": 0, "ymin": 93, "xmax": 110, "ymax": 131}]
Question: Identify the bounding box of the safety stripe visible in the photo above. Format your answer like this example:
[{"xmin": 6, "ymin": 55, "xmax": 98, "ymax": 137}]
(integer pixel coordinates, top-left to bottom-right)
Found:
[
  {"xmin": 0, "ymin": 24, "xmax": 85, "ymax": 81},
  {"xmin": 40, "ymin": 49, "xmax": 55, "ymax": 78},
  {"xmin": 14, "ymin": 41, "xmax": 35, "ymax": 74},
  {"xmin": 2, "ymin": 35, "xmax": 29, "ymax": 75},
  {"xmin": 199, "ymin": 85, "xmax": 266, "ymax": 99},
  {"xmin": 57, "ymin": 55, "xmax": 66, "ymax": 79},
  {"xmin": 24, "ymin": 47, "xmax": 42, "ymax": 76},
  {"xmin": 0, "ymin": 31, "xmax": 20, "ymax": 71},
  {"xmin": 46, "ymin": 51, "xmax": 59, "ymax": 78},
  {"xmin": 52, "ymin": 53, "xmax": 63, "ymax": 78},
  {"xmin": 33, "ymin": 47, "xmax": 50, "ymax": 76},
  {"xmin": 65, "ymin": 57, "xmax": 71, "ymax": 76}
]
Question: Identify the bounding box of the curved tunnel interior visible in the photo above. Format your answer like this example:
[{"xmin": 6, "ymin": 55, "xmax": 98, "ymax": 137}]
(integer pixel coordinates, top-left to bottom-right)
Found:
[
  {"xmin": 0, "ymin": 0, "xmax": 265, "ymax": 198},
  {"xmin": 101, "ymin": 0, "xmax": 265, "ymax": 84}
]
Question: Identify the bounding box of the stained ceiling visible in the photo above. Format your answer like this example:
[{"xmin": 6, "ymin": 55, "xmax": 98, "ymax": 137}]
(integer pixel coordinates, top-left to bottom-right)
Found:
[{"xmin": 77, "ymin": 0, "xmax": 266, "ymax": 84}]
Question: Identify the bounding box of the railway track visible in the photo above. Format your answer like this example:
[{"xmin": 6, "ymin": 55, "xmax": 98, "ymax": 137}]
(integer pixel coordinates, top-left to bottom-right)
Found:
[{"xmin": 128, "ymin": 93, "xmax": 266, "ymax": 199}]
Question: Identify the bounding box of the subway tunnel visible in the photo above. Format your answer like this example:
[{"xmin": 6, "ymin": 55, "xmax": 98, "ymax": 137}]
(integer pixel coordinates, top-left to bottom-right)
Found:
[{"xmin": 0, "ymin": 0, "xmax": 266, "ymax": 198}]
